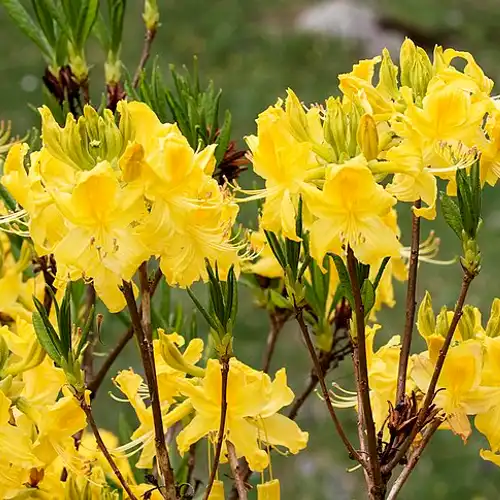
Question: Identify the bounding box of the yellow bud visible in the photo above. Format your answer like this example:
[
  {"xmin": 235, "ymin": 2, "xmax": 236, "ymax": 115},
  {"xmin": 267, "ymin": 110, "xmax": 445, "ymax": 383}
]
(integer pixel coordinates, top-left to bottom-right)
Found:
[
  {"xmin": 435, "ymin": 306, "xmax": 450, "ymax": 338},
  {"xmin": 400, "ymin": 38, "xmax": 417, "ymax": 88},
  {"xmin": 285, "ymin": 89, "xmax": 309, "ymax": 142},
  {"xmin": 159, "ymin": 330, "xmax": 205, "ymax": 378},
  {"xmin": 417, "ymin": 291, "xmax": 435, "ymax": 338},
  {"xmin": 456, "ymin": 305, "xmax": 477, "ymax": 340},
  {"xmin": 68, "ymin": 45, "xmax": 89, "ymax": 83},
  {"xmin": 377, "ymin": 48, "xmax": 399, "ymax": 99},
  {"xmin": 143, "ymin": 0, "xmax": 160, "ymax": 31},
  {"xmin": 0, "ymin": 334, "xmax": 8, "ymax": 372},
  {"xmin": 208, "ymin": 480, "xmax": 225, "ymax": 500},
  {"xmin": 486, "ymin": 298, "xmax": 500, "ymax": 337},
  {"xmin": 412, "ymin": 47, "xmax": 433, "ymax": 100},
  {"xmin": 1, "ymin": 338, "xmax": 45, "ymax": 377},
  {"xmin": 357, "ymin": 114, "xmax": 379, "ymax": 161},
  {"xmin": 257, "ymin": 479, "xmax": 281, "ymax": 500}
]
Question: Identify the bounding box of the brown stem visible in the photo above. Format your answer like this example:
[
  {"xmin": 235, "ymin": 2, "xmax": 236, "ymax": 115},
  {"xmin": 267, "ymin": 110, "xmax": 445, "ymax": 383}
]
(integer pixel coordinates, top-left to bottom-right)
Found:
[
  {"xmin": 386, "ymin": 418, "xmax": 442, "ymax": 500},
  {"xmin": 88, "ymin": 268, "xmax": 163, "ymax": 396},
  {"xmin": 186, "ymin": 443, "xmax": 197, "ymax": 487},
  {"xmin": 396, "ymin": 200, "xmax": 421, "ymax": 405},
  {"xmin": 133, "ymin": 28, "xmax": 157, "ymax": 88},
  {"xmin": 382, "ymin": 269, "xmax": 475, "ymax": 474},
  {"xmin": 346, "ymin": 246, "xmax": 383, "ymax": 498},
  {"xmin": 295, "ymin": 306, "xmax": 363, "ymax": 464},
  {"xmin": 121, "ymin": 278, "xmax": 176, "ymax": 500},
  {"xmin": 226, "ymin": 441, "xmax": 248, "ymax": 500},
  {"xmin": 82, "ymin": 284, "xmax": 97, "ymax": 386},
  {"xmin": 262, "ymin": 310, "xmax": 290, "ymax": 374},
  {"xmin": 203, "ymin": 355, "xmax": 230, "ymax": 500},
  {"xmin": 76, "ymin": 392, "xmax": 138, "ymax": 500}
]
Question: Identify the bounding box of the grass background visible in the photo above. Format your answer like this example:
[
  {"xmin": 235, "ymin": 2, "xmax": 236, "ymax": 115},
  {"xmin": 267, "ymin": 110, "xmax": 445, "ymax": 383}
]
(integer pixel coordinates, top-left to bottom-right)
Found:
[{"xmin": 2, "ymin": 0, "xmax": 500, "ymax": 498}]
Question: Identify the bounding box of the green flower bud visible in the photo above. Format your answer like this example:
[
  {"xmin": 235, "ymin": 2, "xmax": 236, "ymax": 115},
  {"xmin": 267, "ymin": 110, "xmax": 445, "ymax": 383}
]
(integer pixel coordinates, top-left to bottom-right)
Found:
[
  {"xmin": 285, "ymin": 89, "xmax": 309, "ymax": 142},
  {"xmin": 417, "ymin": 291, "xmax": 435, "ymax": 338},
  {"xmin": 377, "ymin": 48, "xmax": 399, "ymax": 100},
  {"xmin": 105, "ymin": 51, "xmax": 122, "ymax": 85},
  {"xmin": 143, "ymin": 0, "xmax": 160, "ymax": 31},
  {"xmin": 0, "ymin": 335, "xmax": 8, "ymax": 373},
  {"xmin": 457, "ymin": 305, "xmax": 477, "ymax": 340},
  {"xmin": 159, "ymin": 330, "xmax": 205, "ymax": 378},
  {"xmin": 435, "ymin": 306, "xmax": 450, "ymax": 338},
  {"xmin": 400, "ymin": 38, "xmax": 417, "ymax": 88},
  {"xmin": 486, "ymin": 299, "xmax": 500, "ymax": 338}
]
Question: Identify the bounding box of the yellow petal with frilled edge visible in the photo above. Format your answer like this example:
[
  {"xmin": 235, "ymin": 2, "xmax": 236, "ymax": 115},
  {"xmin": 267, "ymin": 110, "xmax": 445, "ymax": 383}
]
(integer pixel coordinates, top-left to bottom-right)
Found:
[
  {"xmin": 481, "ymin": 336, "xmax": 500, "ymax": 386},
  {"xmin": 259, "ymin": 368, "xmax": 294, "ymax": 417},
  {"xmin": 176, "ymin": 414, "xmax": 219, "ymax": 454},
  {"xmin": 476, "ymin": 404, "xmax": 500, "ymax": 452},
  {"xmin": 480, "ymin": 449, "xmax": 500, "ymax": 468},
  {"xmin": 258, "ymin": 479, "xmax": 281, "ymax": 500},
  {"xmin": 114, "ymin": 369, "xmax": 150, "ymax": 425}
]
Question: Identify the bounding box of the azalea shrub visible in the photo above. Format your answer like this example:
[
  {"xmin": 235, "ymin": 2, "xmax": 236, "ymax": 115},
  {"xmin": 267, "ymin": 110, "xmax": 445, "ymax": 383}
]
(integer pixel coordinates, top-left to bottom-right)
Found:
[{"xmin": 1, "ymin": 1, "xmax": 500, "ymax": 500}]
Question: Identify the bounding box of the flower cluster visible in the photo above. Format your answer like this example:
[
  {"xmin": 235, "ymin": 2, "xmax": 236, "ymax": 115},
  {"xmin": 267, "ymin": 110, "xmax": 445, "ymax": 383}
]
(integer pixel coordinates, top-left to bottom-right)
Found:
[{"xmin": 2, "ymin": 103, "xmax": 239, "ymax": 312}]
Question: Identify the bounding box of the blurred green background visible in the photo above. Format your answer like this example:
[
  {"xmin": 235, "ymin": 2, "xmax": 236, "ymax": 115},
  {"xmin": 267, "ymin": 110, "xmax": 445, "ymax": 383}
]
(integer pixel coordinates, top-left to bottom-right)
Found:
[{"xmin": 2, "ymin": 0, "xmax": 500, "ymax": 498}]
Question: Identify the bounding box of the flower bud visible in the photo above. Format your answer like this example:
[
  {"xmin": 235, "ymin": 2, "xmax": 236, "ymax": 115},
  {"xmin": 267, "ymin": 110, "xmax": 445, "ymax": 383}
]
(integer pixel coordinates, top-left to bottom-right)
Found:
[
  {"xmin": 400, "ymin": 38, "xmax": 417, "ymax": 88},
  {"xmin": 377, "ymin": 48, "xmax": 399, "ymax": 99},
  {"xmin": 417, "ymin": 291, "xmax": 435, "ymax": 338},
  {"xmin": 143, "ymin": 0, "xmax": 160, "ymax": 32},
  {"xmin": 68, "ymin": 45, "xmax": 89, "ymax": 83},
  {"xmin": 324, "ymin": 97, "xmax": 344, "ymax": 158},
  {"xmin": 412, "ymin": 47, "xmax": 433, "ymax": 101},
  {"xmin": 159, "ymin": 330, "xmax": 205, "ymax": 378},
  {"xmin": 258, "ymin": 479, "xmax": 281, "ymax": 500},
  {"xmin": 435, "ymin": 306, "xmax": 450, "ymax": 338},
  {"xmin": 457, "ymin": 305, "xmax": 477, "ymax": 340},
  {"xmin": 105, "ymin": 51, "xmax": 122, "ymax": 85},
  {"xmin": 0, "ymin": 334, "xmax": 8, "ymax": 373},
  {"xmin": 357, "ymin": 114, "xmax": 379, "ymax": 161},
  {"xmin": 486, "ymin": 299, "xmax": 500, "ymax": 338},
  {"xmin": 285, "ymin": 89, "xmax": 309, "ymax": 142},
  {"xmin": 208, "ymin": 480, "xmax": 225, "ymax": 500}
]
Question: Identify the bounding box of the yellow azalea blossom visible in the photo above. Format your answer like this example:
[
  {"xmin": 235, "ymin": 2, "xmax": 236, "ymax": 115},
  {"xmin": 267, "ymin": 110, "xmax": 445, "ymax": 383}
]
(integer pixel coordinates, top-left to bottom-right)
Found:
[
  {"xmin": 174, "ymin": 358, "xmax": 308, "ymax": 472},
  {"xmin": 479, "ymin": 108, "xmax": 500, "ymax": 186},
  {"xmin": 305, "ymin": 156, "xmax": 401, "ymax": 266},
  {"xmin": 245, "ymin": 101, "xmax": 321, "ymax": 241},
  {"xmin": 411, "ymin": 340, "xmax": 497, "ymax": 440},
  {"xmin": 51, "ymin": 162, "xmax": 148, "ymax": 311}
]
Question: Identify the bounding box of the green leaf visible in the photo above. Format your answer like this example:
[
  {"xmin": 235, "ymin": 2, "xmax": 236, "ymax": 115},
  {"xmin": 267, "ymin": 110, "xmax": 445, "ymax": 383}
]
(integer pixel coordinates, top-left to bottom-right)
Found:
[
  {"xmin": 456, "ymin": 167, "xmax": 474, "ymax": 237},
  {"xmin": 361, "ymin": 279, "xmax": 375, "ymax": 317},
  {"xmin": 108, "ymin": 0, "xmax": 126, "ymax": 54},
  {"xmin": 75, "ymin": 0, "xmax": 99, "ymax": 49},
  {"xmin": 440, "ymin": 192, "xmax": 463, "ymax": 239},
  {"xmin": 58, "ymin": 283, "xmax": 72, "ymax": 355},
  {"xmin": 186, "ymin": 287, "xmax": 219, "ymax": 332},
  {"xmin": 32, "ymin": 311, "xmax": 62, "ymax": 364},
  {"xmin": 215, "ymin": 110, "xmax": 231, "ymax": 165},
  {"xmin": 31, "ymin": 0, "xmax": 56, "ymax": 47},
  {"xmin": 269, "ymin": 289, "xmax": 293, "ymax": 310},
  {"xmin": 372, "ymin": 257, "xmax": 390, "ymax": 291},
  {"xmin": 0, "ymin": 184, "xmax": 17, "ymax": 212},
  {"xmin": 1, "ymin": 0, "xmax": 55, "ymax": 60},
  {"xmin": 61, "ymin": 0, "xmax": 80, "ymax": 35},
  {"xmin": 329, "ymin": 253, "xmax": 355, "ymax": 308},
  {"xmin": 264, "ymin": 230, "xmax": 287, "ymax": 270},
  {"xmin": 92, "ymin": 11, "xmax": 109, "ymax": 48}
]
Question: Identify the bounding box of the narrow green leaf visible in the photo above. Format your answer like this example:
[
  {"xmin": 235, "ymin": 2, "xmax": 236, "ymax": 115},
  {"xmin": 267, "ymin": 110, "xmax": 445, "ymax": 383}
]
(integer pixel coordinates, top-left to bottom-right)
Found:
[
  {"xmin": 440, "ymin": 192, "xmax": 463, "ymax": 239},
  {"xmin": 32, "ymin": 311, "xmax": 61, "ymax": 364},
  {"xmin": 186, "ymin": 287, "xmax": 219, "ymax": 332},
  {"xmin": 264, "ymin": 230, "xmax": 287, "ymax": 270},
  {"xmin": 372, "ymin": 257, "xmax": 390, "ymax": 291},
  {"xmin": 0, "ymin": 184, "xmax": 17, "ymax": 212},
  {"xmin": 329, "ymin": 253, "xmax": 355, "ymax": 307},
  {"xmin": 1, "ymin": 0, "xmax": 55, "ymax": 60},
  {"xmin": 215, "ymin": 110, "xmax": 231, "ymax": 165},
  {"xmin": 109, "ymin": 0, "xmax": 126, "ymax": 54},
  {"xmin": 31, "ymin": 0, "xmax": 56, "ymax": 47},
  {"xmin": 361, "ymin": 279, "xmax": 375, "ymax": 317}
]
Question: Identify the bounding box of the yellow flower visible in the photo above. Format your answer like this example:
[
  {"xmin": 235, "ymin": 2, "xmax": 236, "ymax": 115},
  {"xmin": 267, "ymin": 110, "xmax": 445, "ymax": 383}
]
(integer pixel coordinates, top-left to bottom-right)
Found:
[
  {"xmin": 412, "ymin": 340, "xmax": 496, "ymax": 440},
  {"xmin": 306, "ymin": 156, "xmax": 401, "ymax": 265},
  {"xmin": 51, "ymin": 161, "xmax": 148, "ymax": 311},
  {"xmin": 245, "ymin": 102, "xmax": 321, "ymax": 241},
  {"xmin": 175, "ymin": 359, "xmax": 308, "ymax": 472}
]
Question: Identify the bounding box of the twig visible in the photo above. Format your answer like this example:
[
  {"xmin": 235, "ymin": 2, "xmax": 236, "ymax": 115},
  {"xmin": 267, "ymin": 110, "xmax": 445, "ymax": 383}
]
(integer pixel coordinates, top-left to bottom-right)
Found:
[
  {"xmin": 346, "ymin": 246, "xmax": 383, "ymax": 499},
  {"xmin": 262, "ymin": 310, "xmax": 290, "ymax": 374},
  {"xmin": 203, "ymin": 355, "xmax": 230, "ymax": 500},
  {"xmin": 122, "ymin": 278, "xmax": 176, "ymax": 500},
  {"xmin": 82, "ymin": 283, "xmax": 97, "ymax": 386},
  {"xmin": 88, "ymin": 268, "xmax": 163, "ymax": 396},
  {"xmin": 226, "ymin": 441, "xmax": 248, "ymax": 500},
  {"xmin": 186, "ymin": 443, "xmax": 197, "ymax": 487},
  {"xmin": 133, "ymin": 27, "xmax": 157, "ymax": 88},
  {"xmin": 396, "ymin": 200, "xmax": 421, "ymax": 405},
  {"xmin": 295, "ymin": 306, "xmax": 363, "ymax": 464},
  {"xmin": 386, "ymin": 418, "xmax": 442, "ymax": 500},
  {"xmin": 76, "ymin": 392, "xmax": 138, "ymax": 500},
  {"xmin": 382, "ymin": 269, "xmax": 475, "ymax": 474}
]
